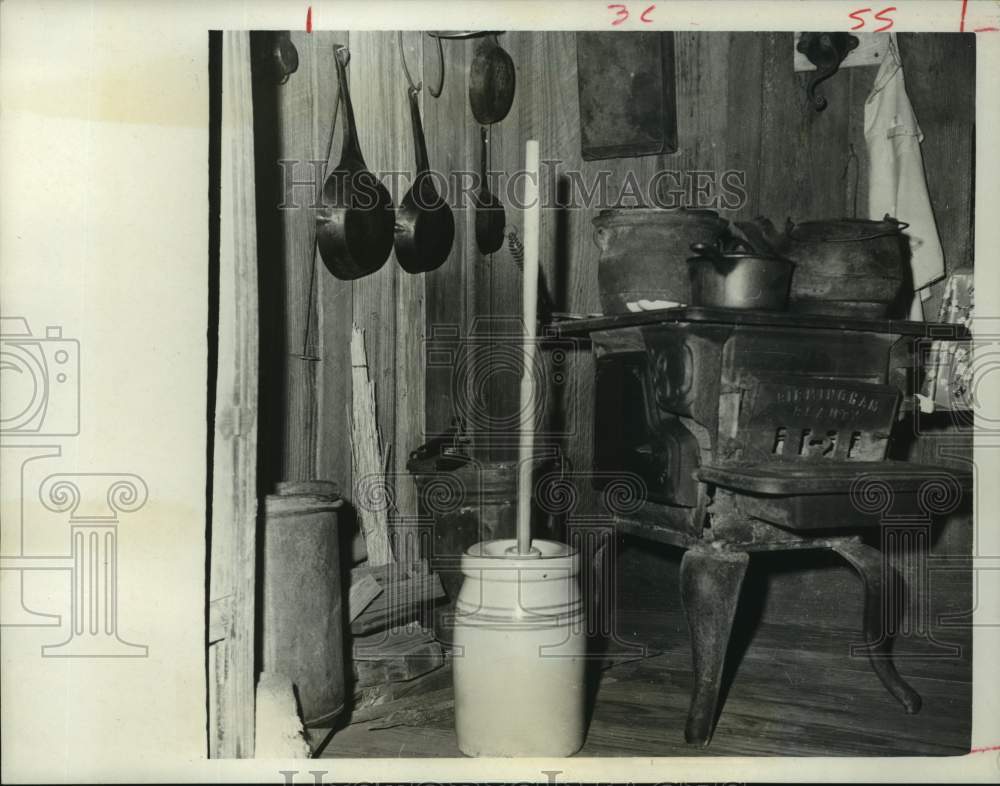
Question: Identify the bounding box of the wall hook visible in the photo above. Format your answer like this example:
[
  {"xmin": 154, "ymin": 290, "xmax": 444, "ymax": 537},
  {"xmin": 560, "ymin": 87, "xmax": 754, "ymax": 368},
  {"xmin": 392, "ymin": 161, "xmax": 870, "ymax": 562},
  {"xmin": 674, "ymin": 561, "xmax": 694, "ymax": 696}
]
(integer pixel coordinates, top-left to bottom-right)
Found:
[
  {"xmin": 796, "ymin": 32, "xmax": 859, "ymax": 111},
  {"xmin": 271, "ymin": 31, "xmax": 300, "ymax": 85}
]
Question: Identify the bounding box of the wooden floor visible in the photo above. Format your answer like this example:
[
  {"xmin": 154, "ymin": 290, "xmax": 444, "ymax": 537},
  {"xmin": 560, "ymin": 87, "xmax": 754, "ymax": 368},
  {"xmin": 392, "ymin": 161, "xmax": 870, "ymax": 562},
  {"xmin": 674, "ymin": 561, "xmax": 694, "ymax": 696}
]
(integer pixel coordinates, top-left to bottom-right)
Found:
[{"xmin": 311, "ymin": 610, "xmax": 972, "ymax": 758}]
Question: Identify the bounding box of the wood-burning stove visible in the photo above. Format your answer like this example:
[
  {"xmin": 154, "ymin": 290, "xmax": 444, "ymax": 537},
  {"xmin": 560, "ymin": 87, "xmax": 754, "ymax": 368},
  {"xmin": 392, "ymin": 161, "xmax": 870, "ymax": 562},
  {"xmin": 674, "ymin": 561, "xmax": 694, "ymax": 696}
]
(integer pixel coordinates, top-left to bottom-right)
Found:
[{"xmin": 556, "ymin": 306, "xmax": 972, "ymax": 746}]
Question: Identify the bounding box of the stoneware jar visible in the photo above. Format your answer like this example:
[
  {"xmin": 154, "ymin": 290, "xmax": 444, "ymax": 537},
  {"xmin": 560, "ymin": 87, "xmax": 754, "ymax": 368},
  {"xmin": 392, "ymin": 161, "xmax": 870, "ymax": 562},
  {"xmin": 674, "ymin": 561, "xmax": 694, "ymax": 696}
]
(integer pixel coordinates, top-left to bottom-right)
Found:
[{"xmin": 593, "ymin": 207, "xmax": 732, "ymax": 313}]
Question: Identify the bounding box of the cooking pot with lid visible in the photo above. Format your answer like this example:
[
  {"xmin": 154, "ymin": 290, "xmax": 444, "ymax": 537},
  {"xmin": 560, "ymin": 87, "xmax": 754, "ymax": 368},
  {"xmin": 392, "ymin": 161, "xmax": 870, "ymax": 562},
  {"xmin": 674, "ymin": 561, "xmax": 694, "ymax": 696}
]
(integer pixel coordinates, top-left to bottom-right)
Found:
[
  {"xmin": 687, "ymin": 240, "xmax": 794, "ymax": 311},
  {"xmin": 745, "ymin": 214, "xmax": 912, "ymax": 318}
]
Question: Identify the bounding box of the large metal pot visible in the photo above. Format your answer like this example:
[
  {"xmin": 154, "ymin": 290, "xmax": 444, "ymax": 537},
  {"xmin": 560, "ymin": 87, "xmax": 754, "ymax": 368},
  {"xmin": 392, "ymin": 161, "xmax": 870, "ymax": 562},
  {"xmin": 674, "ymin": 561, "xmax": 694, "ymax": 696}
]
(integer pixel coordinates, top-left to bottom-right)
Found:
[
  {"xmin": 747, "ymin": 215, "xmax": 911, "ymax": 317},
  {"xmin": 687, "ymin": 241, "xmax": 794, "ymax": 310},
  {"xmin": 593, "ymin": 208, "xmax": 732, "ymax": 313}
]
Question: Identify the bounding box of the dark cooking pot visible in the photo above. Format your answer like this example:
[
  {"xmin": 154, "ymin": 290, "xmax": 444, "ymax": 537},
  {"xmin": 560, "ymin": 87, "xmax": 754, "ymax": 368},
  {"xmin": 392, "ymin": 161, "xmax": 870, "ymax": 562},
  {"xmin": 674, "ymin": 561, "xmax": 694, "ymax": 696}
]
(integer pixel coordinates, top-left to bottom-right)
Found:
[
  {"xmin": 747, "ymin": 214, "xmax": 911, "ymax": 318},
  {"xmin": 688, "ymin": 241, "xmax": 793, "ymax": 311},
  {"xmin": 593, "ymin": 207, "xmax": 732, "ymax": 313}
]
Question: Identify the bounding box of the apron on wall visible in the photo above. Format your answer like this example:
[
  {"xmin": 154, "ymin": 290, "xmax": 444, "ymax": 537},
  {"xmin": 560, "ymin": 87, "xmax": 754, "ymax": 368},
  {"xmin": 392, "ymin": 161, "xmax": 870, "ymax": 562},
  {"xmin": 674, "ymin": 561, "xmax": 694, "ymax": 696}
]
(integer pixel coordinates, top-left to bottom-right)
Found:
[{"xmin": 864, "ymin": 34, "xmax": 945, "ymax": 321}]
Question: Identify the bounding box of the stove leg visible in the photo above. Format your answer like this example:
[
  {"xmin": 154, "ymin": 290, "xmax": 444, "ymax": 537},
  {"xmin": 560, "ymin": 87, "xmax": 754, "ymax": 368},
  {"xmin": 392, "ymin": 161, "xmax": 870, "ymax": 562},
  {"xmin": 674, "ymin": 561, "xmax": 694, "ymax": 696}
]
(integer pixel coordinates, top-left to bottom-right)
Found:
[
  {"xmin": 680, "ymin": 548, "xmax": 749, "ymax": 746},
  {"xmin": 832, "ymin": 540, "xmax": 922, "ymax": 714}
]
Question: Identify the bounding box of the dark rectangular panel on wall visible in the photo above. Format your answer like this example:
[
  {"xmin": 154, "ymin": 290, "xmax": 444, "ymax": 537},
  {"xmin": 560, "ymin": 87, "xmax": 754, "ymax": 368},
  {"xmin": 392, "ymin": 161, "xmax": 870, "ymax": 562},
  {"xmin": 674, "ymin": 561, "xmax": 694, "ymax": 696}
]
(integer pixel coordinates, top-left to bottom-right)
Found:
[{"xmin": 577, "ymin": 32, "xmax": 678, "ymax": 160}]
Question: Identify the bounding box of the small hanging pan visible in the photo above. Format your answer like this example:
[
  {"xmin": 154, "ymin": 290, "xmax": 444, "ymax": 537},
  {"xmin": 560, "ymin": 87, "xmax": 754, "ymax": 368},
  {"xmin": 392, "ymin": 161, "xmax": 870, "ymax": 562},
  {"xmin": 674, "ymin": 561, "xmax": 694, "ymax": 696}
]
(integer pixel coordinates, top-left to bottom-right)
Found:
[
  {"xmin": 393, "ymin": 84, "xmax": 455, "ymax": 273},
  {"xmin": 474, "ymin": 126, "xmax": 505, "ymax": 254},
  {"xmin": 394, "ymin": 33, "xmax": 455, "ymax": 273},
  {"xmin": 316, "ymin": 46, "xmax": 396, "ymax": 281},
  {"xmin": 469, "ymin": 33, "xmax": 515, "ymax": 124}
]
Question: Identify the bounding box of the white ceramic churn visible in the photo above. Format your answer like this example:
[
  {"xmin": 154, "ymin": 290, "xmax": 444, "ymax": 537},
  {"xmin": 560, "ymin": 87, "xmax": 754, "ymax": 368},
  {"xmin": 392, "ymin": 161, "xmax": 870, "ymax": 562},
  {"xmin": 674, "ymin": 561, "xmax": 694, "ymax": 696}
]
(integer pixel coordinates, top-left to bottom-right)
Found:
[{"xmin": 452, "ymin": 538, "xmax": 586, "ymax": 757}]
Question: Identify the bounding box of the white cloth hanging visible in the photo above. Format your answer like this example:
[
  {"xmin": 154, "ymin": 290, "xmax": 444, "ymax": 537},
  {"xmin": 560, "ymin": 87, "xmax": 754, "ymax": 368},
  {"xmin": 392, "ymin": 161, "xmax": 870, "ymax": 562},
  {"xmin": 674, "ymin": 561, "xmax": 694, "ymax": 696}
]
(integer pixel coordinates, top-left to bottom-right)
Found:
[{"xmin": 864, "ymin": 34, "xmax": 945, "ymax": 321}]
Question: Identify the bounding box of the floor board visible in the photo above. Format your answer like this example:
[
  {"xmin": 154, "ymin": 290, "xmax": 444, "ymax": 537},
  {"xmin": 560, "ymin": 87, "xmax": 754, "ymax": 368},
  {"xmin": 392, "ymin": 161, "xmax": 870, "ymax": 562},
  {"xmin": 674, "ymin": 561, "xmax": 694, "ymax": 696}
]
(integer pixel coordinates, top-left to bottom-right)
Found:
[{"xmin": 312, "ymin": 611, "xmax": 971, "ymax": 758}]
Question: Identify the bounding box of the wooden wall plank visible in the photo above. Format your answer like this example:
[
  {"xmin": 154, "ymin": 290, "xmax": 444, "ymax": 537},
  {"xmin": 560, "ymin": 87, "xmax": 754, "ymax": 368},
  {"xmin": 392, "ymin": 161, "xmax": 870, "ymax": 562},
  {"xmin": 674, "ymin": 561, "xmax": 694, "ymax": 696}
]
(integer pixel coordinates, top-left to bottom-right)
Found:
[
  {"xmin": 315, "ymin": 32, "xmax": 354, "ymax": 495},
  {"xmin": 845, "ymin": 65, "xmax": 876, "ymax": 219},
  {"xmin": 347, "ymin": 31, "xmax": 428, "ymax": 557},
  {"xmin": 209, "ymin": 30, "xmax": 260, "ymax": 759},
  {"xmin": 757, "ymin": 32, "xmax": 854, "ymax": 223},
  {"xmin": 348, "ymin": 31, "xmax": 399, "ymax": 450},
  {"xmin": 277, "ymin": 32, "xmax": 320, "ymax": 481},
  {"xmin": 254, "ymin": 31, "xmax": 344, "ymax": 487},
  {"xmin": 725, "ymin": 33, "xmax": 765, "ymax": 216},
  {"xmin": 423, "ymin": 33, "xmax": 475, "ymax": 440},
  {"xmin": 897, "ymin": 33, "xmax": 976, "ymax": 317},
  {"xmin": 483, "ymin": 33, "xmax": 528, "ymax": 461},
  {"xmin": 393, "ymin": 31, "xmax": 428, "ymax": 559}
]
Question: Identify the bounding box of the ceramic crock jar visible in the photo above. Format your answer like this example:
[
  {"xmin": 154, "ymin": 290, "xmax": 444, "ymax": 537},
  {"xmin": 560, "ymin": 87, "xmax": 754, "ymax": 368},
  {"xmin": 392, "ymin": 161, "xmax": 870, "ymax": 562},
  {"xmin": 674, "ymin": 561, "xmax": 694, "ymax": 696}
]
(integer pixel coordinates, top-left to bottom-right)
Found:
[
  {"xmin": 749, "ymin": 214, "xmax": 912, "ymax": 318},
  {"xmin": 593, "ymin": 207, "xmax": 732, "ymax": 314},
  {"xmin": 451, "ymin": 538, "xmax": 586, "ymax": 757}
]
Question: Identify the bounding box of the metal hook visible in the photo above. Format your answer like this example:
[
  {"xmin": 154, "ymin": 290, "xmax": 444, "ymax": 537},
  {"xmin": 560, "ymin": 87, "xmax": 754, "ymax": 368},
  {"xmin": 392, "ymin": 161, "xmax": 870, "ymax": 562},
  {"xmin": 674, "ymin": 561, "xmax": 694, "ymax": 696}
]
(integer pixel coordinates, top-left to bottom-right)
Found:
[
  {"xmin": 796, "ymin": 32, "xmax": 859, "ymax": 111},
  {"xmin": 428, "ymin": 34, "xmax": 444, "ymax": 98},
  {"xmin": 398, "ymin": 31, "xmax": 422, "ymax": 93}
]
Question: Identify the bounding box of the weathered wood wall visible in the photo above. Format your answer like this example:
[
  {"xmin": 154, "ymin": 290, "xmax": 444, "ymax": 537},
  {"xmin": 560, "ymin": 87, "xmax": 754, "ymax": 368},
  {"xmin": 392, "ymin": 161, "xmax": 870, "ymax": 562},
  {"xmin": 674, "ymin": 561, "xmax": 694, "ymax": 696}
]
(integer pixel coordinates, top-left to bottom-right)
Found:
[
  {"xmin": 253, "ymin": 31, "xmax": 427, "ymax": 561},
  {"xmin": 253, "ymin": 31, "xmax": 974, "ymax": 643},
  {"xmin": 209, "ymin": 30, "xmax": 260, "ymax": 758}
]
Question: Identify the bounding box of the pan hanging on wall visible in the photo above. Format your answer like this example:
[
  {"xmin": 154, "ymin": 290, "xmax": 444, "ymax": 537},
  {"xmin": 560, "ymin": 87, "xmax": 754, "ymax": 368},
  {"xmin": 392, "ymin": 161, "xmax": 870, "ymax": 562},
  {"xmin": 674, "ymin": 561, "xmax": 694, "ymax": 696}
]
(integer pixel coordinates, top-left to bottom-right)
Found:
[{"xmin": 428, "ymin": 31, "xmax": 516, "ymax": 124}]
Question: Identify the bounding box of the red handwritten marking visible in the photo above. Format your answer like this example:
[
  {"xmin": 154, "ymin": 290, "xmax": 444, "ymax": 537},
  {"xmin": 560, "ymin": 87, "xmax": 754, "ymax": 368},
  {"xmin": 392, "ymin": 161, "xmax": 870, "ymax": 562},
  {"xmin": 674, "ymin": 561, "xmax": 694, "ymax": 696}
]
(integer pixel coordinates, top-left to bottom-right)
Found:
[
  {"xmin": 960, "ymin": 0, "xmax": 999, "ymax": 32},
  {"xmin": 640, "ymin": 4, "xmax": 655, "ymax": 23},
  {"xmin": 849, "ymin": 8, "xmax": 871, "ymax": 30},
  {"xmin": 873, "ymin": 6, "xmax": 896, "ymax": 31},
  {"xmin": 608, "ymin": 4, "xmax": 628, "ymax": 25},
  {"xmin": 306, "ymin": 5, "xmax": 312, "ymax": 33},
  {"xmin": 970, "ymin": 744, "xmax": 1000, "ymax": 753}
]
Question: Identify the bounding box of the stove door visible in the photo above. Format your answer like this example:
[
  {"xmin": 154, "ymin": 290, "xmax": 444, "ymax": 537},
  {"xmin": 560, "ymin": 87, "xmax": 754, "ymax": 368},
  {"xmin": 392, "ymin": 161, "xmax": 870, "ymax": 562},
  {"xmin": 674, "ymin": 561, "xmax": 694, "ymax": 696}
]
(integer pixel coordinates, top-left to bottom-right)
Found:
[{"xmin": 594, "ymin": 353, "xmax": 700, "ymax": 507}]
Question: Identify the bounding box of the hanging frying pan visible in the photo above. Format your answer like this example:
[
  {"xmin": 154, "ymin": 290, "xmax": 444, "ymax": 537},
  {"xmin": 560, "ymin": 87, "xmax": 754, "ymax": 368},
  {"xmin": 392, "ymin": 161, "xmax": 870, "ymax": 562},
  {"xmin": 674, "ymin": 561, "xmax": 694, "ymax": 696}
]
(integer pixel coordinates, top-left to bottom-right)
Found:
[
  {"xmin": 474, "ymin": 126, "xmax": 505, "ymax": 254},
  {"xmin": 469, "ymin": 33, "xmax": 515, "ymax": 125},
  {"xmin": 393, "ymin": 83, "xmax": 455, "ymax": 273},
  {"xmin": 316, "ymin": 46, "xmax": 395, "ymax": 281}
]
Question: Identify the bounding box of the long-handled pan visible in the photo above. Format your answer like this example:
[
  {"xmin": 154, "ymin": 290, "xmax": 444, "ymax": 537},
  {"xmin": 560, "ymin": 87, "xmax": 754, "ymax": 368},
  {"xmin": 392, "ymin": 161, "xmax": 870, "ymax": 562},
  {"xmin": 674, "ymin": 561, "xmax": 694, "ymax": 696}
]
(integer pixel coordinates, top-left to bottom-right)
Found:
[
  {"xmin": 474, "ymin": 126, "xmax": 505, "ymax": 254},
  {"xmin": 317, "ymin": 46, "xmax": 395, "ymax": 280},
  {"xmin": 393, "ymin": 82, "xmax": 455, "ymax": 273}
]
